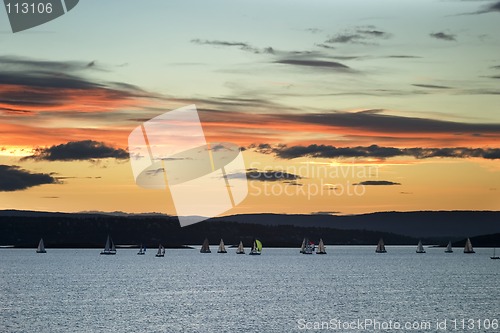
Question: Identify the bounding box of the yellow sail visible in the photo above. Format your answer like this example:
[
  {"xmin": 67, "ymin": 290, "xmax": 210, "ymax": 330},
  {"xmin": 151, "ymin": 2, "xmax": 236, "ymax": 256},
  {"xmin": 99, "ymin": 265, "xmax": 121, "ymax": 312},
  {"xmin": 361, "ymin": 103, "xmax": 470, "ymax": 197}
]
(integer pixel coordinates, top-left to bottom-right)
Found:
[{"xmin": 255, "ymin": 239, "xmax": 262, "ymax": 252}]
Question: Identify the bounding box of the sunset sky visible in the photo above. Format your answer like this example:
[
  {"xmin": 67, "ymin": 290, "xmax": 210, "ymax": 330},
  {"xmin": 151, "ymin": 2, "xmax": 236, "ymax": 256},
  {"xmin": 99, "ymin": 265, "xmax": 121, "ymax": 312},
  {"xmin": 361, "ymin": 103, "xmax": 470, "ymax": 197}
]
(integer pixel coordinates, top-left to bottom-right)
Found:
[{"xmin": 0, "ymin": 0, "xmax": 499, "ymax": 216}]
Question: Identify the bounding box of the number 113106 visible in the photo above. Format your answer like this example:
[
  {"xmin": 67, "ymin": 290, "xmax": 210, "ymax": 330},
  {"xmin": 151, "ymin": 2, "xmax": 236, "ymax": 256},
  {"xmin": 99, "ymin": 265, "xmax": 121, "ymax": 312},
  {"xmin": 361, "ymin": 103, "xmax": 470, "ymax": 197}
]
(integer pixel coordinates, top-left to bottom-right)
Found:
[
  {"xmin": 449, "ymin": 319, "xmax": 498, "ymax": 330},
  {"xmin": 6, "ymin": 2, "xmax": 53, "ymax": 14}
]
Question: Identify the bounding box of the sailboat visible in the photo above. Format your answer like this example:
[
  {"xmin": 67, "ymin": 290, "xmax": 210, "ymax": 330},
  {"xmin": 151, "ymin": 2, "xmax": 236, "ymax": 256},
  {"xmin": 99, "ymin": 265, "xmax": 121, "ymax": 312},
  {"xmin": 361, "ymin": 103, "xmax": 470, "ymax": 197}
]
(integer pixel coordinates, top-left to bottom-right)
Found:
[
  {"xmin": 463, "ymin": 238, "xmax": 475, "ymax": 254},
  {"xmin": 100, "ymin": 235, "xmax": 116, "ymax": 255},
  {"xmin": 236, "ymin": 241, "xmax": 245, "ymax": 254},
  {"xmin": 302, "ymin": 238, "xmax": 314, "ymax": 254},
  {"xmin": 375, "ymin": 238, "xmax": 387, "ymax": 253},
  {"xmin": 249, "ymin": 239, "xmax": 262, "ymax": 255},
  {"xmin": 491, "ymin": 248, "xmax": 499, "ymax": 260},
  {"xmin": 445, "ymin": 241, "xmax": 453, "ymax": 253},
  {"xmin": 137, "ymin": 244, "xmax": 146, "ymax": 255},
  {"xmin": 416, "ymin": 240, "xmax": 426, "ymax": 253},
  {"xmin": 217, "ymin": 239, "xmax": 227, "ymax": 253},
  {"xmin": 300, "ymin": 238, "xmax": 306, "ymax": 254},
  {"xmin": 316, "ymin": 238, "xmax": 326, "ymax": 254},
  {"xmin": 200, "ymin": 238, "xmax": 211, "ymax": 253},
  {"xmin": 36, "ymin": 238, "xmax": 46, "ymax": 253},
  {"xmin": 155, "ymin": 244, "xmax": 165, "ymax": 257}
]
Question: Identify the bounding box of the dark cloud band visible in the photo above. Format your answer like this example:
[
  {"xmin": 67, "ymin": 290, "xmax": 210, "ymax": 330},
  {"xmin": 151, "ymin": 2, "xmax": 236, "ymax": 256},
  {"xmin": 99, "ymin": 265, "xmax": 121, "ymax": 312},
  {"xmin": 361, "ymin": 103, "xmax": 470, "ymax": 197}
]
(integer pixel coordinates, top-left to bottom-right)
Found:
[
  {"xmin": 0, "ymin": 165, "xmax": 58, "ymax": 191},
  {"xmin": 23, "ymin": 140, "xmax": 129, "ymax": 162},
  {"xmin": 252, "ymin": 144, "xmax": 500, "ymax": 160}
]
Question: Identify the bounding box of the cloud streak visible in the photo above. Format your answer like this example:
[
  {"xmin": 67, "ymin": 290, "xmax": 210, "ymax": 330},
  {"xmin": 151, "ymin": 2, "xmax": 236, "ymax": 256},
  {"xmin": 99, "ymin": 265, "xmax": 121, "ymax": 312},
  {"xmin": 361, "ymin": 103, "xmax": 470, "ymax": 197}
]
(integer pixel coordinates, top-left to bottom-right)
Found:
[
  {"xmin": 412, "ymin": 84, "xmax": 453, "ymax": 89},
  {"xmin": 0, "ymin": 56, "xmax": 99, "ymax": 72},
  {"xmin": 252, "ymin": 144, "xmax": 500, "ymax": 160},
  {"xmin": 191, "ymin": 39, "xmax": 274, "ymax": 54},
  {"xmin": 461, "ymin": 1, "xmax": 500, "ymax": 14},
  {"xmin": 23, "ymin": 140, "xmax": 129, "ymax": 162},
  {"xmin": 0, "ymin": 165, "xmax": 58, "ymax": 191},
  {"xmin": 274, "ymin": 59, "xmax": 352, "ymax": 71},
  {"xmin": 0, "ymin": 57, "xmax": 144, "ymax": 116},
  {"xmin": 353, "ymin": 180, "xmax": 401, "ymax": 186},
  {"xmin": 325, "ymin": 27, "xmax": 391, "ymax": 45}
]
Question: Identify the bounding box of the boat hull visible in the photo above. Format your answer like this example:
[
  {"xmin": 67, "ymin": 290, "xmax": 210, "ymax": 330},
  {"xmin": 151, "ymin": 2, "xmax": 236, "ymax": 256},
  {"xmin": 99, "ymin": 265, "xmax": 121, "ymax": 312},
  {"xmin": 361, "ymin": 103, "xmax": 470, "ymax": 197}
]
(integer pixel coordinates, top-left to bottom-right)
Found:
[
  {"xmin": 376, "ymin": 250, "xmax": 387, "ymax": 253},
  {"xmin": 100, "ymin": 251, "xmax": 116, "ymax": 255},
  {"xmin": 36, "ymin": 250, "xmax": 47, "ymax": 253},
  {"xmin": 316, "ymin": 252, "xmax": 326, "ymax": 254}
]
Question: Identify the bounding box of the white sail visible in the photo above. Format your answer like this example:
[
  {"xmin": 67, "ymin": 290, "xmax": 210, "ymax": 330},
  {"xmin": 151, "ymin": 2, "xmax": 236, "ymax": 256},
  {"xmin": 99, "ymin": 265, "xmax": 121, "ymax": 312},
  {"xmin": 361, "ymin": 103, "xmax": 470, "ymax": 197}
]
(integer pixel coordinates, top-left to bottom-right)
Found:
[
  {"xmin": 464, "ymin": 238, "xmax": 475, "ymax": 253},
  {"xmin": 376, "ymin": 238, "xmax": 386, "ymax": 253},
  {"xmin": 100, "ymin": 235, "xmax": 117, "ymax": 255},
  {"xmin": 300, "ymin": 238, "xmax": 306, "ymax": 253},
  {"xmin": 217, "ymin": 239, "xmax": 227, "ymax": 253},
  {"xmin": 416, "ymin": 240, "xmax": 425, "ymax": 253},
  {"xmin": 316, "ymin": 238, "xmax": 326, "ymax": 254},
  {"xmin": 249, "ymin": 239, "xmax": 262, "ymax": 255},
  {"xmin": 200, "ymin": 238, "xmax": 211, "ymax": 253},
  {"xmin": 236, "ymin": 241, "xmax": 245, "ymax": 254},
  {"xmin": 445, "ymin": 241, "xmax": 453, "ymax": 253},
  {"xmin": 303, "ymin": 238, "xmax": 314, "ymax": 254},
  {"xmin": 156, "ymin": 244, "xmax": 165, "ymax": 256},
  {"xmin": 36, "ymin": 238, "xmax": 46, "ymax": 253}
]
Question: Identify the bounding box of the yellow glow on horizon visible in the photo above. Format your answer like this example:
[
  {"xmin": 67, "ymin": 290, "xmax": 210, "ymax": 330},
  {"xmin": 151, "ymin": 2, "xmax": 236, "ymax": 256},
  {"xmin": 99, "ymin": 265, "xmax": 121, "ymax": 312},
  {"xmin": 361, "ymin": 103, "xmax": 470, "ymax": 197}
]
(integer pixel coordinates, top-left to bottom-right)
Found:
[{"xmin": 0, "ymin": 146, "xmax": 33, "ymax": 157}]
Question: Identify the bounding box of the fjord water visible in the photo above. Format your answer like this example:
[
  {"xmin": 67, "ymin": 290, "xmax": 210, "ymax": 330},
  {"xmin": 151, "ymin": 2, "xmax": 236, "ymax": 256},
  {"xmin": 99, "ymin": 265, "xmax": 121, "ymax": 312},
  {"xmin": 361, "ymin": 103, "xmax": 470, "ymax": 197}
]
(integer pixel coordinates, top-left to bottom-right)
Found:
[{"xmin": 1, "ymin": 247, "xmax": 498, "ymax": 333}]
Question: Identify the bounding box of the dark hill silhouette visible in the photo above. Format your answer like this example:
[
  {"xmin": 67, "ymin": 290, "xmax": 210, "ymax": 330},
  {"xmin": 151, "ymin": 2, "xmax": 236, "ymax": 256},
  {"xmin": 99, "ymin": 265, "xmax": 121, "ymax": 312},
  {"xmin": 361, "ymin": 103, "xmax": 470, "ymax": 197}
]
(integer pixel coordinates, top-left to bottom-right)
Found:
[
  {"xmin": 0, "ymin": 210, "xmax": 498, "ymax": 248},
  {"xmin": 213, "ymin": 211, "xmax": 500, "ymax": 238}
]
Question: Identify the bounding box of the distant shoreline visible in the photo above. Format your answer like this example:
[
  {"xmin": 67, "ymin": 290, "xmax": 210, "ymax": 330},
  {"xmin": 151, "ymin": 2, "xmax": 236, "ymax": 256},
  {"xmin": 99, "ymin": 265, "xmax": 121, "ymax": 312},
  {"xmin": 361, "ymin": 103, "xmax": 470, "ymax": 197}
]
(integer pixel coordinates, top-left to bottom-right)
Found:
[{"xmin": 1, "ymin": 209, "xmax": 499, "ymax": 248}]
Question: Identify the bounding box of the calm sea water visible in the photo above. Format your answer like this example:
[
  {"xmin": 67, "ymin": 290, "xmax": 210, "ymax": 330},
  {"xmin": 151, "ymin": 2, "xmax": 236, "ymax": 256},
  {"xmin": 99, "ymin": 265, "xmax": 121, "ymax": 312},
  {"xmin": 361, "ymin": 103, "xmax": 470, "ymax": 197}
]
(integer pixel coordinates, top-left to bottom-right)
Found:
[{"xmin": 0, "ymin": 246, "xmax": 499, "ymax": 333}]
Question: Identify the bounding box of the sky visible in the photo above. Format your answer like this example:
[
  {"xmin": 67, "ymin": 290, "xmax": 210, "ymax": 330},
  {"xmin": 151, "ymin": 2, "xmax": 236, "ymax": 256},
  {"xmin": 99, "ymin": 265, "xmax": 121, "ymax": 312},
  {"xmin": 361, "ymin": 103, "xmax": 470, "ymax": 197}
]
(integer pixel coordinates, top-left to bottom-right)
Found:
[{"xmin": 0, "ymin": 0, "xmax": 499, "ymax": 216}]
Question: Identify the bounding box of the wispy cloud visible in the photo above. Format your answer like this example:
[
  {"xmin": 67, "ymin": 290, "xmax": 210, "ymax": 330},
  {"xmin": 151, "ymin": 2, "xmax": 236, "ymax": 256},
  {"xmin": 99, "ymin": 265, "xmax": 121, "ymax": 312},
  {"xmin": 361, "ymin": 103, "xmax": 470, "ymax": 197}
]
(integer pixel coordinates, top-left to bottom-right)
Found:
[
  {"xmin": 0, "ymin": 59, "xmax": 153, "ymax": 115},
  {"xmin": 430, "ymin": 32, "xmax": 456, "ymax": 41},
  {"xmin": 190, "ymin": 39, "xmax": 274, "ymax": 54},
  {"xmin": 412, "ymin": 84, "xmax": 453, "ymax": 89},
  {"xmin": 0, "ymin": 55, "xmax": 100, "ymax": 72},
  {"xmin": 274, "ymin": 59, "xmax": 352, "ymax": 71},
  {"xmin": 315, "ymin": 43, "xmax": 336, "ymax": 50},
  {"xmin": 0, "ymin": 56, "xmax": 162, "ymax": 148},
  {"xmin": 282, "ymin": 110, "xmax": 500, "ymax": 135},
  {"xmin": 198, "ymin": 108, "xmax": 500, "ymax": 148},
  {"xmin": 0, "ymin": 165, "xmax": 58, "ymax": 191},
  {"xmin": 305, "ymin": 28, "xmax": 322, "ymax": 34},
  {"xmin": 325, "ymin": 26, "xmax": 391, "ymax": 45},
  {"xmin": 22, "ymin": 140, "xmax": 129, "ymax": 162},
  {"xmin": 387, "ymin": 55, "xmax": 422, "ymax": 59},
  {"xmin": 459, "ymin": 0, "xmax": 500, "ymax": 14}
]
